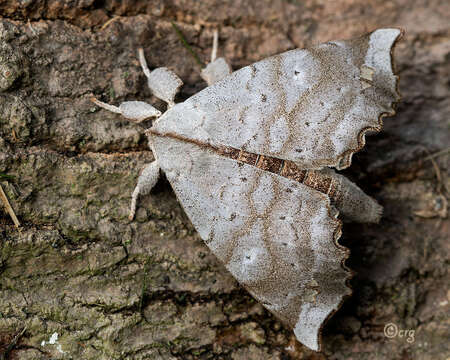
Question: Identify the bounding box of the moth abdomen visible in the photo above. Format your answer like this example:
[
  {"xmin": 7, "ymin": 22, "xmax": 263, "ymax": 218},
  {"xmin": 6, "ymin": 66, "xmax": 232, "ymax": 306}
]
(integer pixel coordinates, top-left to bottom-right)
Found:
[
  {"xmin": 280, "ymin": 163, "xmax": 382, "ymax": 223},
  {"xmin": 319, "ymin": 168, "xmax": 383, "ymax": 223}
]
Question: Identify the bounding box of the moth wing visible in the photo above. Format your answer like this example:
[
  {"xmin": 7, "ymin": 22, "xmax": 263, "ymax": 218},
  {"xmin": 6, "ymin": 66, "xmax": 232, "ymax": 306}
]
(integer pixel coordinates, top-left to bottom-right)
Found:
[
  {"xmin": 151, "ymin": 135, "xmax": 351, "ymax": 351},
  {"xmin": 153, "ymin": 28, "xmax": 402, "ymax": 170}
]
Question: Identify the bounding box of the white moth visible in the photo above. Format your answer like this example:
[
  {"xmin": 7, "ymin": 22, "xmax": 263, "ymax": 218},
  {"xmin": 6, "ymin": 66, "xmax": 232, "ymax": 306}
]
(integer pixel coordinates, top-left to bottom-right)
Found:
[{"xmin": 92, "ymin": 28, "xmax": 402, "ymax": 351}]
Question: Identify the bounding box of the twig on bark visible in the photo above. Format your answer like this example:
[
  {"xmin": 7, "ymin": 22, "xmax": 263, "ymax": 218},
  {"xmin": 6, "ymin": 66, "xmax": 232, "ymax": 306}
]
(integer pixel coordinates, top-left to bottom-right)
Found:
[
  {"xmin": 0, "ymin": 326, "xmax": 27, "ymax": 360},
  {"xmin": 0, "ymin": 183, "xmax": 20, "ymax": 228},
  {"xmin": 414, "ymin": 147, "xmax": 448, "ymax": 219},
  {"xmin": 100, "ymin": 16, "xmax": 121, "ymax": 31},
  {"xmin": 424, "ymin": 147, "xmax": 450, "ymax": 161}
]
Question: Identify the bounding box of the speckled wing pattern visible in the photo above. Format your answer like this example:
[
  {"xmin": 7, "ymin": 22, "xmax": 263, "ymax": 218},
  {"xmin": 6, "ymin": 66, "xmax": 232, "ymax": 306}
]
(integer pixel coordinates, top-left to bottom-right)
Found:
[
  {"xmin": 148, "ymin": 28, "xmax": 402, "ymax": 351},
  {"xmin": 153, "ymin": 28, "xmax": 402, "ymax": 170},
  {"xmin": 151, "ymin": 135, "xmax": 351, "ymax": 351}
]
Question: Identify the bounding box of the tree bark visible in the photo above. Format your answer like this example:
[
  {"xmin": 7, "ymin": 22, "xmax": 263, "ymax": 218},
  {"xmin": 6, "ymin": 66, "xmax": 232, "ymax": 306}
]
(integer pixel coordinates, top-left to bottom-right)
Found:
[{"xmin": 0, "ymin": 1, "xmax": 449, "ymax": 359}]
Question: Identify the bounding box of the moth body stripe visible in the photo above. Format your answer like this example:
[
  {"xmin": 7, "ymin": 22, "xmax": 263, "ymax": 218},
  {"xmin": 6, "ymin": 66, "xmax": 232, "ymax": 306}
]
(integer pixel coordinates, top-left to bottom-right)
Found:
[{"xmin": 148, "ymin": 129, "xmax": 339, "ymax": 199}]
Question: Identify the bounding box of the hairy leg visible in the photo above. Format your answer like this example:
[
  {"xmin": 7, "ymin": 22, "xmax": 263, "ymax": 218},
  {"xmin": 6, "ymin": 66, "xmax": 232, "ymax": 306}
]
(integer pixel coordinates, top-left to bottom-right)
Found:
[
  {"xmin": 201, "ymin": 29, "xmax": 232, "ymax": 86},
  {"xmin": 129, "ymin": 161, "xmax": 160, "ymax": 220}
]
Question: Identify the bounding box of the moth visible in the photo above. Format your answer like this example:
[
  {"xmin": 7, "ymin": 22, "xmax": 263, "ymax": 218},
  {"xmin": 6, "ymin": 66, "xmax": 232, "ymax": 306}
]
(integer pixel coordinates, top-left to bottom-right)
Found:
[{"xmin": 92, "ymin": 28, "xmax": 402, "ymax": 351}]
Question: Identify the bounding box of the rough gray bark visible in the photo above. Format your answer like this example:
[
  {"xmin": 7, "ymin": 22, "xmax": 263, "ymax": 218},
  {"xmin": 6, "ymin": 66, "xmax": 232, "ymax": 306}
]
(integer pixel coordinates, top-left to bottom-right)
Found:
[{"xmin": 0, "ymin": 1, "xmax": 449, "ymax": 359}]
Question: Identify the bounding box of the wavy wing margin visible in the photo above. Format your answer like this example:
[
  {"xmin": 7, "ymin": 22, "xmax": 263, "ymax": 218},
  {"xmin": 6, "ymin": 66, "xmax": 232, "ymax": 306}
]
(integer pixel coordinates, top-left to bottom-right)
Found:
[
  {"xmin": 151, "ymin": 135, "xmax": 353, "ymax": 351},
  {"xmin": 152, "ymin": 28, "xmax": 403, "ymax": 172},
  {"xmin": 336, "ymin": 28, "xmax": 404, "ymax": 170}
]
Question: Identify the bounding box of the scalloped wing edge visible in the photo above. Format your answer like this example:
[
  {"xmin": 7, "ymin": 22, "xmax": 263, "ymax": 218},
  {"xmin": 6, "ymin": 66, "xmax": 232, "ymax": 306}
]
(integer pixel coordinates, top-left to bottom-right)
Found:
[
  {"xmin": 335, "ymin": 28, "xmax": 404, "ymax": 170},
  {"xmin": 241, "ymin": 191, "xmax": 352, "ymax": 352},
  {"xmin": 298, "ymin": 197, "xmax": 352, "ymax": 351},
  {"xmin": 315, "ymin": 200, "xmax": 352, "ymax": 352}
]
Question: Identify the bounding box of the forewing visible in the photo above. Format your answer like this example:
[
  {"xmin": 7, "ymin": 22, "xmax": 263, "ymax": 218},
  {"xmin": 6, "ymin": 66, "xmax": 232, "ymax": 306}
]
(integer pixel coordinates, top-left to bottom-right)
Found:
[
  {"xmin": 153, "ymin": 28, "xmax": 402, "ymax": 170},
  {"xmin": 151, "ymin": 135, "xmax": 351, "ymax": 351}
]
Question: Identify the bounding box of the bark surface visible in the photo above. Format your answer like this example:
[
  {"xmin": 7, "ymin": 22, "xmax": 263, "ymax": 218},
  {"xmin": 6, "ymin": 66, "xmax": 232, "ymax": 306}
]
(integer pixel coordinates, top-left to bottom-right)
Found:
[{"xmin": 0, "ymin": 1, "xmax": 449, "ymax": 359}]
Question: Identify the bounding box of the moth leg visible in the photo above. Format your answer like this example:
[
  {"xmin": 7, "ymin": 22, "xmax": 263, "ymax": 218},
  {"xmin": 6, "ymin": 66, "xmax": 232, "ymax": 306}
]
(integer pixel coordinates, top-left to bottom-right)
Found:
[
  {"xmin": 129, "ymin": 161, "xmax": 160, "ymax": 220},
  {"xmin": 138, "ymin": 48, "xmax": 183, "ymax": 108},
  {"xmin": 91, "ymin": 97, "xmax": 161, "ymax": 123},
  {"xmin": 201, "ymin": 29, "xmax": 232, "ymax": 86}
]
